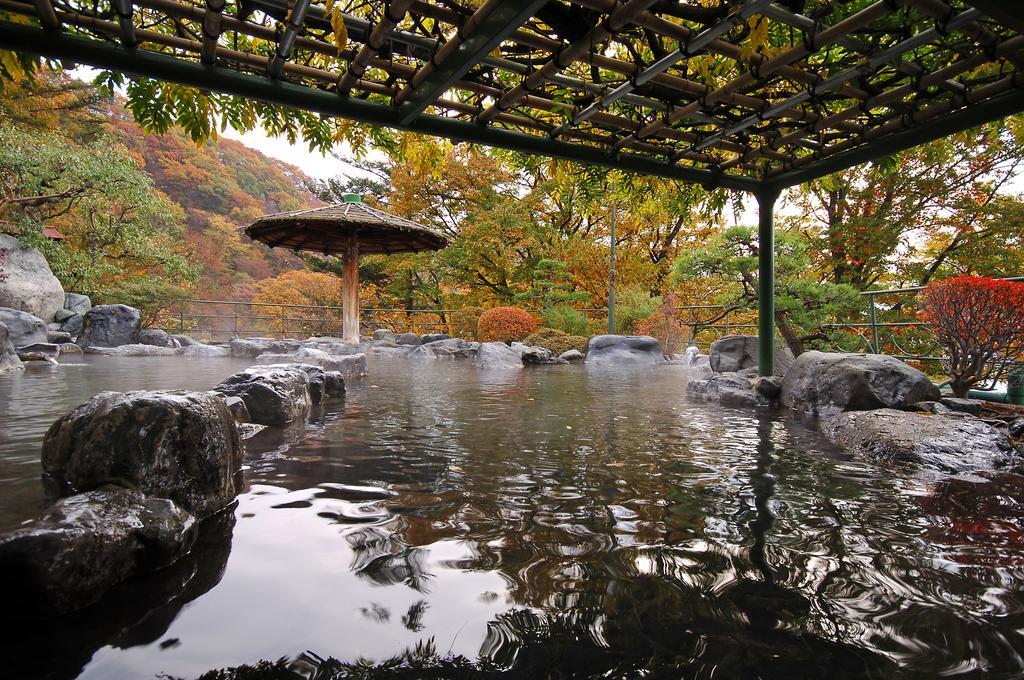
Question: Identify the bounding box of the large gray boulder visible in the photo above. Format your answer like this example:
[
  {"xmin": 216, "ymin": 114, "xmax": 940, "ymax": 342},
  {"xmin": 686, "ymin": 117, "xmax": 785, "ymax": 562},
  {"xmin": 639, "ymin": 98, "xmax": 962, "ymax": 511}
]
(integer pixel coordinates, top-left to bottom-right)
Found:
[
  {"xmin": 686, "ymin": 371, "xmax": 764, "ymax": 408},
  {"xmin": 63, "ymin": 292, "xmax": 91, "ymax": 316},
  {"xmin": 0, "ymin": 487, "xmax": 196, "ymax": 617},
  {"xmin": 255, "ymin": 349, "xmax": 367, "ymax": 379},
  {"xmin": 0, "ymin": 321, "xmax": 22, "ymax": 372},
  {"xmin": 84, "ymin": 343, "xmax": 179, "ymax": 356},
  {"xmin": 822, "ymin": 409, "xmax": 1021, "ymax": 474},
  {"xmin": 77, "ymin": 304, "xmax": 141, "ymax": 348},
  {"xmin": 709, "ymin": 335, "xmax": 794, "ymax": 375},
  {"xmin": 42, "ymin": 390, "xmax": 242, "ymax": 518},
  {"xmin": 214, "ymin": 365, "xmax": 312, "ymax": 426},
  {"xmin": 0, "ymin": 234, "xmax": 65, "ymax": 322},
  {"xmin": 137, "ymin": 328, "xmax": 173, "ymax": 347},
  {"xmin": 228, "ymin": 337, "xmax": 300, "ymax": 357},
  {"xmin": 395, "ymin": 332, "xmax": 422, "ymax": 346},
  {"xmin": 781, "ymin": 351, "xmax": 940, "ymax": 416},
  {"xmin": 182, "ymin": 343, "xmax": 229, "ymax": 358},
  {"xmin": 475, "ymin": 341, "xmax": 524, "ymax": 369},
  {"xmin": 408, "ymin": 337, "xmax": 476, "ymax": 360},
  {"xmin": 0, "ymin": 307, "xmax": 47, "ymax": 347},
  {"xmin": 585, "ymin": 335, "xmax": 663, "ymax": 366},
  {"xmin": 59, "ymin": 313, "xmax": 83, "ymax": 339}
]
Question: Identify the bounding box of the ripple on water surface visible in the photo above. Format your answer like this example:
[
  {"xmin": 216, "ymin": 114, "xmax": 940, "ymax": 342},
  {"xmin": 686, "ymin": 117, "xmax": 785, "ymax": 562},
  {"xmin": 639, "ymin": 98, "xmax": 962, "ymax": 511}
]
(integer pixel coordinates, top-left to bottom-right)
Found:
[{"xmin": 1, "ymin": 356, "xmax": 1023, "ymax": 679}]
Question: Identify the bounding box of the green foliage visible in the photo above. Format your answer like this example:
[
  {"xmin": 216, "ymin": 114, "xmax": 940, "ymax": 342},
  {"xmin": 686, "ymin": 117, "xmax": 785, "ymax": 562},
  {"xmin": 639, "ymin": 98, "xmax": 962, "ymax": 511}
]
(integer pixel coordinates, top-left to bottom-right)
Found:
[
  {"xmin": 523, "ymin": 327, "xmax": 588, "ymax": 355},
  {"xmin": 540, "ymin": 304, "xmax": 592, "ymax": 336},
  {"xmin": 515, "ymin": 258, "xmax": 590, "ymax": 309},
  {"xmin": 0, "ymin": 123, "xmax": 199, "ymax": 303},
  {"xmin": 674, "ymin": 226, "xmax": 860, "ymax": 356},
  {"xmin": 614, "ymin": 285, "xmax": 661, "ymax": 335}
]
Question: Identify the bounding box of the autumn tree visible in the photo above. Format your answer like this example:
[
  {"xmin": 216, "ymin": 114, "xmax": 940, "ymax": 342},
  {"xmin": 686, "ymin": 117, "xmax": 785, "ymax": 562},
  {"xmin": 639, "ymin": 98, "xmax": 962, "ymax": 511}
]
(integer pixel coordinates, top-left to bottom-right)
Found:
[
  {"xmin": 675, "ymin": 226, "xmax": 860, "ymax": 356},
  {"xmin": 786, "ymin": 120, "xmax": 1024, "ymax": 289},
  {"xmin": 922, "ymin": 276, "xmax": 1024, "ymax": 398}
]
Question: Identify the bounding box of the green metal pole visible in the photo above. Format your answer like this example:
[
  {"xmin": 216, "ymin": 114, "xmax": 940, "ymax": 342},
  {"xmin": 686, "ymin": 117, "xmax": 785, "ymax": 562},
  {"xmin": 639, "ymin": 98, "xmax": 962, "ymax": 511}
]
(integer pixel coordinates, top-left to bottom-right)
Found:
[
  {"xmin": 608, "ymin": 202, "xmax": 617, "ymax": 335},
  {"xmin": 868, "ymin": 293, "xmax": 879, "ymax": 353},
  {"xmin": 756, "ymin": 187, "xmax": 781, "ymax": 377}
]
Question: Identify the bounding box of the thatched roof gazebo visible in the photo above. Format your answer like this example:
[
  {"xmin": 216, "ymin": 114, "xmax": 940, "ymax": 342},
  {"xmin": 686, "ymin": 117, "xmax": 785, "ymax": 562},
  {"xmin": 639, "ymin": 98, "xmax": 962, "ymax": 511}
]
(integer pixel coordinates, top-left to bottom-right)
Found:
[{"xmin": 245, "ymin": 194, "xmax": 448, "ymax": 344}]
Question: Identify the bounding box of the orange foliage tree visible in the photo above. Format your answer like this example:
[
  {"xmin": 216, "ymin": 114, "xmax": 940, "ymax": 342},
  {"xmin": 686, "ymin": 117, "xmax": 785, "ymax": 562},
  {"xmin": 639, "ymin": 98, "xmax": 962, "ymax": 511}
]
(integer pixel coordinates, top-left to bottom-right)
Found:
[
  {"xmin": 922, "ymin": 276, "xmax": 1024, "ymax": 397},
  {"xmin": 252, "ymin": 270, "xmax": 352, "ymax": 336},
  {"xmin": 477, "ymin": 307, "xmax": 537, "ymax": 343}
]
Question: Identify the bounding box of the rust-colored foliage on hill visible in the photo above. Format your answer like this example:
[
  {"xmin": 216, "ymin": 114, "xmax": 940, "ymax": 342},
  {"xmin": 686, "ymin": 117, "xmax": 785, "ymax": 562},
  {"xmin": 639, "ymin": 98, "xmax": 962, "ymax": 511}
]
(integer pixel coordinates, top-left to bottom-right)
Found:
[{"xmin": 477, "ymin": 307, "xmax": 537, "ymax": 343}]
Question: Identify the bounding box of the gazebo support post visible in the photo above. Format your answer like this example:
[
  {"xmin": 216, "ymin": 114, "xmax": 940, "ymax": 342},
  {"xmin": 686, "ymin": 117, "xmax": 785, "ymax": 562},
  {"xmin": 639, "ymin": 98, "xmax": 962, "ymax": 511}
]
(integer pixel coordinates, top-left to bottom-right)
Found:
[
  {"xmin": 342, "ymin": 233, "xmax": 360, "ymax": 344},
  {"xmin": 755, "ymin": 186, "xmax": 781, "ymax": 377}
]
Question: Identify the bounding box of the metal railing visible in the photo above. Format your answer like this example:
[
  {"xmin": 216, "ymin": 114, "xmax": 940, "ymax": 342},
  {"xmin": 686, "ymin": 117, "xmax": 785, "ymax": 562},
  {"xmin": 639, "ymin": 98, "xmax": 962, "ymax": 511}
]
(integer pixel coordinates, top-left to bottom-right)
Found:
[{"xmin": 162, "ymin": 279, "xmax": 1022, "ymax": 366}]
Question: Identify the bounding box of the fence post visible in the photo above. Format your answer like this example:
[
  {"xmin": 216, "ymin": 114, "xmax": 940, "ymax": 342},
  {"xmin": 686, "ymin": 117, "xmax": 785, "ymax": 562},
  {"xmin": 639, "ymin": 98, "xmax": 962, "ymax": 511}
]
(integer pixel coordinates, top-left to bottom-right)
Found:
[
  {"xmin": 725, "ymin": 309, "xmax": 731, "ymax": 335},
  {"xmin": 233, "ymin": 303, "xmax": 239, "ymax": 338},
  {"xmin": 179, "ymin": 301, "xmax": 185, "ymax": 334},
  {"xmin": 868, "ymin": 293, "xmax": 879, "ymax": 354}
]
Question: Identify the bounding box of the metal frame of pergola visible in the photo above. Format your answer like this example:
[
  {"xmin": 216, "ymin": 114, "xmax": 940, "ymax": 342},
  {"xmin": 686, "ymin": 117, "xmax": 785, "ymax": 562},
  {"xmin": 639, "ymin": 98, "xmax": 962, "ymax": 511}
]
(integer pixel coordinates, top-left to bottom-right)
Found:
[{"xmin": 1, "ymin": 0, "xmax": 1022, "ymax": 373}]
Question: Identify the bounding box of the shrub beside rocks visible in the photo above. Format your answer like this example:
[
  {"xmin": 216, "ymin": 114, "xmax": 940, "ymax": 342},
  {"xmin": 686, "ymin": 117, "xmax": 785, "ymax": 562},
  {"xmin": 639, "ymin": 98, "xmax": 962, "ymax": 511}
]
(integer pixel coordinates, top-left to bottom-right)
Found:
[
  {"xmin": 477, "ymin": 307, "xmax": 537, "ymax": 343},
  {"xmin": 781, "ymin": 351, "xmax": 940, "ymax": 416},
  {"xmin": 524, "ymin": 327, "xmax": 589, "ymax": 356}
]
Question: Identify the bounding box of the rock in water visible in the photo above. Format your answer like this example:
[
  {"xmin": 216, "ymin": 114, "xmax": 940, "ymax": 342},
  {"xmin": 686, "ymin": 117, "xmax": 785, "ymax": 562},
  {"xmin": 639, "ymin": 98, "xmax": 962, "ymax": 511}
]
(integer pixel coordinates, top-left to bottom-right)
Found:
[
  {"xmin": 0, "ymin": 307, "xmax": 47, "ymax": 347},
  {"xmin": 686, "ymin": 372, "xmax": 763, "ymax": 407},
  {"xmin": 559, "ymin": 349, "xmax": 585, "ymax": 362},
  {"xmin": 781, "ymin": 351, "xmax": 940, "ymax": 416},
  {"xmin": 228, "ymin": 337, "xmax": 300, "ymax": 357},
  {"xmin": 77, "ymin": 304, "xmax": 141, "ymax": 348},
  {"xmin": 0, "ymin": 321, "xmax": 23, "ymax": 372},
  {"xmin": 59, "ymin": 313, "xmax": 83, "ymax": 339},
  {"xmin": 16, "ymin": 342, "xmax": 59, "ymax": 363},
  {"xmin": 709, "ymin": 334, "xmax": 794, "ymax": 375},
  {"xmin": 0, "ymin": 234, "xmax": 65, "ymax": 322},
  {"xmin": 63, "ymin": 292, "xmax": 92, "ymax": 316},
  {"xmin": 137, "ymin": 328, "xmax": 174, "ymax": 347},
  {"xmin": 408, "ymin": 338, "xmax": 475, "ymax": 360},
  {"xmin": 585, "ymin": 335, "xmax": 663, "ymax": 366},
  {"xmin": 42, "ymin": 390, "xmax": 242, "ymax": 517},
  {"xmin": 214, "ymin": 365, "xmax": 312, "ymax": 425},
  {"xmin": 84, "ymin": 343, "xmax": 179, "ymax": 356},
  {"xmin": 182, "ymin": 343, "xmax": 229, "ymax": 357},
  {"xmin": 822, "ymin": 409, "xmax": 1021, "ymax": 474},
  {"xmin": 395, "ymin": 332, "xmax": 422, "ymax": 346},
  {"xmin": 475, "ymin": 341, "xmax": 524, "ymax": 369},
  {"xmin": 0, "ymin": 487, "xmax": 197, "ymax": 618}
]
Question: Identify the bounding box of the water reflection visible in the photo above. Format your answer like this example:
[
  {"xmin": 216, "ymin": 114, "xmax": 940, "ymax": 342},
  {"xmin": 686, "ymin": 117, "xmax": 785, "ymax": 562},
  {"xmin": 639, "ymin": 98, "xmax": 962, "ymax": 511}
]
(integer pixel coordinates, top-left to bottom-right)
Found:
[{"xmin": 1, "ymin": 358, "xmax": 1023, "ymax": 678}]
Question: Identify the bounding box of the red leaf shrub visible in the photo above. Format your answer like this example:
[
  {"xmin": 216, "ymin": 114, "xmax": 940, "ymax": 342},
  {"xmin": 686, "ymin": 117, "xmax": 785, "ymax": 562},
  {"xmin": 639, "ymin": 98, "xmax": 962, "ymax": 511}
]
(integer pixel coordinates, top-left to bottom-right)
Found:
[
  {"xmin": 633, "ymin": 294, "xmax": 690, "ymax": 357},
  {"xmin": 477, "ymin": 306, "xmax": 538, "ymax": 343},
  {"xmin": 922, "ymin": 276, "xmax": 1024, "ymax": 397}
]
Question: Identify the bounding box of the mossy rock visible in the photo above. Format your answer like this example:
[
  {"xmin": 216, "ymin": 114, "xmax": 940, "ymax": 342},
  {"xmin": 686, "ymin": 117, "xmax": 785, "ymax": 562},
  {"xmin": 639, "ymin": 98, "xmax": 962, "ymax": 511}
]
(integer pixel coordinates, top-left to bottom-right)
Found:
[{"xmin": 524, "ymin": 327, "xmax": 588, "ymax": 355}]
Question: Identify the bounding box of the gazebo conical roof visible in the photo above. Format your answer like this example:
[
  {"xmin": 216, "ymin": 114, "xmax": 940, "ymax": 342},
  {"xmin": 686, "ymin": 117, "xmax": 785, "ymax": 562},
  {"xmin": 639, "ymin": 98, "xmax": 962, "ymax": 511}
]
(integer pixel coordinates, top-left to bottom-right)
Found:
[{"xmin": 245, "ymin": 197, "xmax": 448, "ymax": 255}]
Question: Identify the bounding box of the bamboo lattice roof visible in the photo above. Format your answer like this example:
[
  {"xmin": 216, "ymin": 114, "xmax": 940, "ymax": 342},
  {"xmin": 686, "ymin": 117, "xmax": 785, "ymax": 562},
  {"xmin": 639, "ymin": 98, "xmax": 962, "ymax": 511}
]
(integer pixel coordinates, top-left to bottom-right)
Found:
[
  {"xmin": 1, "ymin": 0, "xmax": 1023, "ymax": 192},
  {"xmin": 244, "ymin": 200, "xmax": 449, "ymax": 254}
]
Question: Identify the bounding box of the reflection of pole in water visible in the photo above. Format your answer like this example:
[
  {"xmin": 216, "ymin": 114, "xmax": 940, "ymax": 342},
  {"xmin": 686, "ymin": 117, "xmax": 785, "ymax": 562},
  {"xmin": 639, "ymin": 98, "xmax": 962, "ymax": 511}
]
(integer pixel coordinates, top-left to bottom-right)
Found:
[{"xmin": 750, "ymin": 416, "xmax": 776, "ymax": 585}]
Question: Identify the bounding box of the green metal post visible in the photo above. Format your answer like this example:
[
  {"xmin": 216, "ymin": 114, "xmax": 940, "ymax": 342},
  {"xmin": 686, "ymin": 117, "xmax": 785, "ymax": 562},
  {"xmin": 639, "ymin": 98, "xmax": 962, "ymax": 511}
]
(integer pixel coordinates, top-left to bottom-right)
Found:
[
  {"xmin": 868, "ymin": 293, "xmax": 879, "ymax": 353},
  {"xmin": 756, "ymin": 187, "xmax": 781, "ymax": 377},
  {"xmin": 608, "ymin": 203, "xmax": 617, "ymax": 334}
]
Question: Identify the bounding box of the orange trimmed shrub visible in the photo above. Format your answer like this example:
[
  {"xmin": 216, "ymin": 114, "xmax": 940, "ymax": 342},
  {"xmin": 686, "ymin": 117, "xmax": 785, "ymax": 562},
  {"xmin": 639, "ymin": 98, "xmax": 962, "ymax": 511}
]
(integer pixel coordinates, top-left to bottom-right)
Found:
[{"xmin": 477, "ymin": 306, "xmax": 537, "ymax": 343}]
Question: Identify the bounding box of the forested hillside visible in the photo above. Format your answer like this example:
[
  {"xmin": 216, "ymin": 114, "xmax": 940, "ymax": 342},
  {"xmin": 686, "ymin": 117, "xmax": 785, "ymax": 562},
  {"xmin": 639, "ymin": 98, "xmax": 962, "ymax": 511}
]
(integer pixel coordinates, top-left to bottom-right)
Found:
[
  {"xmin": 106, "ymin": 108, "xmax": 314, "ymax": 299},
  {"xmin": 0, "ymin": 69, "xmax": 315, "ymax": 309}
]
